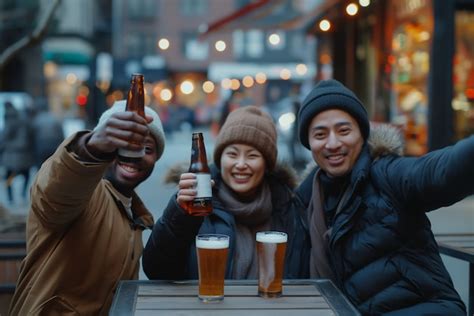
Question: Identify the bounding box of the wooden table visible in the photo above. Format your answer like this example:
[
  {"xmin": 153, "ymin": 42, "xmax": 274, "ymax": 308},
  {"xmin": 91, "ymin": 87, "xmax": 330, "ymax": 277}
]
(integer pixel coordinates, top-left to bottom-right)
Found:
[
  {"xmin": 110, "ymin": 279, "xmax": 360, "ymax": 315},
  {"xmin": 435, "ymin": 233, "xmax": 474, "ymax": 316}
]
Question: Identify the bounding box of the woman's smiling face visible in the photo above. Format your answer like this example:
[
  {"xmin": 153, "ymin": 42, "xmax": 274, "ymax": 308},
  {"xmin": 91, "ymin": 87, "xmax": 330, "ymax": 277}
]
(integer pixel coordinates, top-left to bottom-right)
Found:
[{"xmin": 220, "ymin": 143, "xmax": 266, "ymax": 196}]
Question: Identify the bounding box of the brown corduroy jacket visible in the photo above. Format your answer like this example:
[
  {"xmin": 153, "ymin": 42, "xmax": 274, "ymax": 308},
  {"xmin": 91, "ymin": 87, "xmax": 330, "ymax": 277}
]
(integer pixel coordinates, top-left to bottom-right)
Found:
[{"xmin": 8, "ymin": 132, "xmax": 154, "ymax": 316}]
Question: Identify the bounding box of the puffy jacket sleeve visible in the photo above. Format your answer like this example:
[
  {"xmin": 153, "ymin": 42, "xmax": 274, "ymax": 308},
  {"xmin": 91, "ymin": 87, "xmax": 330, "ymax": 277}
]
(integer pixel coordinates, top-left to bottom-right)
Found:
[
  {"xmin": 373, "ymin": 135, "xmax": 474, "ymax": 212},
  {"xmin": 30, "ymin": 132, "xmax": 110, "ymax": 230},
  {"xmin": 142, "ymin": 195, "xmax": 203, "ymax": 280}
]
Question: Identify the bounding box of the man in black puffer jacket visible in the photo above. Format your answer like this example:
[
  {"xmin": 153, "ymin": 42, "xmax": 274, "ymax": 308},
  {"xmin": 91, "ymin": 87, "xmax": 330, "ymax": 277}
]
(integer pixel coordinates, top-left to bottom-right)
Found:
[{"xmin": 295, "ymin": 79, "xmax": 472, "ymax": 315}]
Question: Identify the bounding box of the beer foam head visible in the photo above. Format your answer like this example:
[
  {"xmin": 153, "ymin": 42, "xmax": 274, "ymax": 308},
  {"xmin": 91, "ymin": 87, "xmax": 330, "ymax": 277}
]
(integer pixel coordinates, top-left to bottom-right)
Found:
[
  {"xmin": 256, "ymin": 231, "xmax": 287, "ymax": 243},
  {"xmin": 196, "ymin": 236, "xmax": 229, "ymax": 249}
]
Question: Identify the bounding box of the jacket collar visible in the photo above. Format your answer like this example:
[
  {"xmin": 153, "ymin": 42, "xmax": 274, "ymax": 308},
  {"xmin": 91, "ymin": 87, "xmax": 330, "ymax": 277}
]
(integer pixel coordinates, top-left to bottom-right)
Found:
[{"xmin": 103, "ymin": 180, "xmax": 154, "ymax": 229}]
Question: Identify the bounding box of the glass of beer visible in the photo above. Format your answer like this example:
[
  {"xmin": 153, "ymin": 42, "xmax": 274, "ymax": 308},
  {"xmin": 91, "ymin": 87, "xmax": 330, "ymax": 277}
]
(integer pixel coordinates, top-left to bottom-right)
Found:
[
  {"xmin": 256, "ymin": 231, "xmax": 288, "ymax": 298},
  {"xmin": 196, "ymin": 234, "xmax": 229, "ymax": 302}
]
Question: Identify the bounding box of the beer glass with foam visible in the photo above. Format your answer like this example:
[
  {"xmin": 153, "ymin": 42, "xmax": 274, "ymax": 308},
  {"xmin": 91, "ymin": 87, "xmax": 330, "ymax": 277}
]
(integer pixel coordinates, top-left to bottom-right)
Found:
[
  {"xmin": 196, "ymin": 234, "xmax": 229, "ymax": 302},
  {"xmin": 256, "ymin": 231, "xmax": 287, "ymax": 298}
]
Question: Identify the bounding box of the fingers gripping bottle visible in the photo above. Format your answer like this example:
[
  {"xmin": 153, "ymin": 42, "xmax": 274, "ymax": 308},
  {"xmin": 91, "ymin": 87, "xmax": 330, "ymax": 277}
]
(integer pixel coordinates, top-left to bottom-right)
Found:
[
  {"xmin": 184, "ymin": 132, "xmax": 213, "ymax": 216},
  {"xmin": 118, "ymin": 73, "xmax": 145, "ymax": 162}
]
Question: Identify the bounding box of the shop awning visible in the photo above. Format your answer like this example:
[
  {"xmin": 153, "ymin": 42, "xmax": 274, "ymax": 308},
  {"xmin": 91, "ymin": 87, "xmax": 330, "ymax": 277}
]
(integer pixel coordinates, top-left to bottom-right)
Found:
[
  {"xmin": 42, "ymin": 37, "xmax": 94, "ymax": 65},
  {"xmin": 200, "ymin": 0, "xmax": 342, "ymax": 37}
]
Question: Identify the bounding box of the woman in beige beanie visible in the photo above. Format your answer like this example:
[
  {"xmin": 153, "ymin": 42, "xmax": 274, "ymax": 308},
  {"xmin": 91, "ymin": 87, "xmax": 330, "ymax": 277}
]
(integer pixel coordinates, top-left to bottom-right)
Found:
[{"xmin": 143, "ymin": 106, "xmax": 310, "ymax": 280}]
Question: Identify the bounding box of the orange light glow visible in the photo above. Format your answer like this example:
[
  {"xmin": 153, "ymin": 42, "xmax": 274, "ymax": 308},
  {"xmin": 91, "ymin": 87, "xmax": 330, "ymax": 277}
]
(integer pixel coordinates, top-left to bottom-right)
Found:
[{"xmin": 466, "ymin": 88, "xmax": 474, "ymax": 99}]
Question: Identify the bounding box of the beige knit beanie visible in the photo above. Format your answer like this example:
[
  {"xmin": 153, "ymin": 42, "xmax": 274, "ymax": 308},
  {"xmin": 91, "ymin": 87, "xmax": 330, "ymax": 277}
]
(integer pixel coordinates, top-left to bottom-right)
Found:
[
  {"xmin": 214, "ymin": 105, "xmax": 277, "ymax": 170},
  {"xmin": 95, "ymin": 100, "xmax": 166, "ymax": 160}
]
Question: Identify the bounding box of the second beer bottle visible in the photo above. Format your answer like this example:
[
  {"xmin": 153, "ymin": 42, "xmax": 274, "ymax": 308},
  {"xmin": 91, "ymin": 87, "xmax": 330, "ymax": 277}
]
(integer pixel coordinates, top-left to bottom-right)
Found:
[
  {"xmin": 118, "ymin": 73, "xmax": 145, "ymax": 163},
  {"xmin": 184, "ymin": 132, "xmax": 213, "ymax": 216}
]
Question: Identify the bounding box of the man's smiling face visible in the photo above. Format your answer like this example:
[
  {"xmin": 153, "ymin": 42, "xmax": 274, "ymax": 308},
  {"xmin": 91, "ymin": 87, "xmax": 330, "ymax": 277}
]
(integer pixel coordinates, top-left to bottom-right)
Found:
[
  {"xmin": 105, "ymin": 135, "xmax": 158, "ymax": 196},
  {"xmin": 307, "ymin": 109, "xmax": 364, "ymax": 178}
]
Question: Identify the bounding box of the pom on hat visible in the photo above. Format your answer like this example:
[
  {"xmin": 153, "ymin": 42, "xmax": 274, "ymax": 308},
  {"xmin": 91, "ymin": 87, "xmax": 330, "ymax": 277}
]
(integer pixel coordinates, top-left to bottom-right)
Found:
[
  {"xmin": 213, "ymin": 106, "xmax": 277, "ymax": 171},
  {"xmin": 297, "ymin": 79, "xmax": 370, "ymax": 149},
  {"xmin": 95, "ymin": 100, "xmax": 166, "ymax": 160}
]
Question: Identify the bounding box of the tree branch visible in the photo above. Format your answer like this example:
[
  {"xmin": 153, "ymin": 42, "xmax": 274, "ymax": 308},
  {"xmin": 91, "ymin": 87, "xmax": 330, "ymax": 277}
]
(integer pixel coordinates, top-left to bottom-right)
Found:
[{"xmin": 0, "ymin": 0, "xmax": 62, "ymax": 69}]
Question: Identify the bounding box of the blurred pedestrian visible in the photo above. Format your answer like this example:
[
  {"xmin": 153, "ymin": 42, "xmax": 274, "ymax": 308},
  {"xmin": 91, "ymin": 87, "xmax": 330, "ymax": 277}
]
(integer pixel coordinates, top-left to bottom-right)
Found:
[
  {"xmin": 288, "ymin": 84, "xmax": 303, "ymax": 166},
  {"xmin": 211, "ymin": 90, "xmax": 243, "ymax": 136},
  {"xmin": 32, "ymin": 98, "xmax": 65, "ymax": 168},
  {"xmin": 142, "ymin": 106, "xmax": 310, "ymax": 280},
  {"xmin": 9, "ymin": 100, "xmax": 166, "ymax": 315},
  {"xmin": 295, "ymin": 79, "xmax": 472, "ymax": 315},
  {"xmin": 1, "ymin": 101, "xmax": 34, "ymax": 205}
]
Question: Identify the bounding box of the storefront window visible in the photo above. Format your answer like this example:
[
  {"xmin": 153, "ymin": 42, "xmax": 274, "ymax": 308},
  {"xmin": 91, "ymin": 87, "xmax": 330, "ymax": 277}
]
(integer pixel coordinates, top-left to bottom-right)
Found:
[
  {"xmin": 453, "ymin": 10, "xmax": 474, "ymax": 140},
  {"xmin": 387, "ymin": 0, "xmax": 432, "ymax": 156}
]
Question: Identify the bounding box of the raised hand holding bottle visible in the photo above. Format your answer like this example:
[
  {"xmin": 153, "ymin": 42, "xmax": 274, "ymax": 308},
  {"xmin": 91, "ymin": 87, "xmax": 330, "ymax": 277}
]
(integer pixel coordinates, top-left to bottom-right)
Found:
[{"xmin": 183, "ymin": 132, "xmax": 213, "ymax": 216}]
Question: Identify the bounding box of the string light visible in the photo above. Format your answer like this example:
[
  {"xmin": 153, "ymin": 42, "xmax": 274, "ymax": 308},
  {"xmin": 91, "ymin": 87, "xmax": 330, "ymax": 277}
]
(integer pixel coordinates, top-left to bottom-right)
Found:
[
  {"xmin": 242, "ymin": 76, "xmax": 254, "ymax": 88},
  {"xmin": 180, "ymin": 80, "xmax": 194, "ymax": 94},
  {"xmin": 230, "ymin": 79, "xmax": 241, "ymax": 90},
  {"xmin": 268, "ymin": 33, "xmax": 281, "ymax": 46},
  {"xmin": 160, "ymin": 88, "xmax": 172, "ymax": 101},
  {"xmin": 280, "ymin": 68, "xmax": 291, "ymax": 80},
  {"xmin": 346, "ymin": 3, "xmax": 359, "ymax": 16},
  {"xmin": 202, "ymin": 81, "xmax": 215, "ymax": 93},
  {"xmin": 215, "ymin": 40, "xmax": 226, "ymax": 52},
  {"xmin": 296, "ymin": 64, "xmax": 308, "ymax": 75},
  {"xmin": 319, "ymin": 19, "xmax": 331, "ymax": 32},
  {"xmin": 158, "ymin": 38, "xmax": 170, "ymax": 50},
  {"xmin": 221, "ymin": 78, "xmax": 232, "ymax": 89},
  {"xmin": 255, "ymin": 72, "xmax": 267, "ymax": 84}
]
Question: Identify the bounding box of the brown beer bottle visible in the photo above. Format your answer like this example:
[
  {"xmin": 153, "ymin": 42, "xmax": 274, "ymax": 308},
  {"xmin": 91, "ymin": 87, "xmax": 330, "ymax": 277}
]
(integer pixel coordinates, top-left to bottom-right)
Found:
[
  {"xmin": 184, "ymin": 132, "xmax": 213, "ymax": 216},
  {"xmin": 118, "ymin": 73, "xmax": 145, "ymax": 162}
]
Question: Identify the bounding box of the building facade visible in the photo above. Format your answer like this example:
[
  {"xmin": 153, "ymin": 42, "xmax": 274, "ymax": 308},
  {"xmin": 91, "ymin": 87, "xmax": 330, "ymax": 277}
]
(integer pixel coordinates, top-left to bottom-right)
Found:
[{"xmin": 308, "ymin": 0, "xmax": 474, "ymax": 155}]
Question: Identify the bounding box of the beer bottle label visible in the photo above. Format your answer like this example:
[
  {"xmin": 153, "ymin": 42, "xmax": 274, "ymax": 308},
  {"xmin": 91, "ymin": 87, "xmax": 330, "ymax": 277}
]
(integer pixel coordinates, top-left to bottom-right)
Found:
[{"xmin": 195, "ymin": 174, "xmax": 212, "ymax": 198}]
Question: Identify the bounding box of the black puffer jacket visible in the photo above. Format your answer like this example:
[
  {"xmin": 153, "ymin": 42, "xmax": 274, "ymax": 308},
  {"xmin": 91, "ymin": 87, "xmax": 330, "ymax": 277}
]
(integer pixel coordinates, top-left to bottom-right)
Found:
[
  {"xmin": 296, "ymin": 126, "xmax": 472, "ymax": 315},
  {"xmin": 143, "ymin": 163, "xmax": 310, "ymax": 280}
]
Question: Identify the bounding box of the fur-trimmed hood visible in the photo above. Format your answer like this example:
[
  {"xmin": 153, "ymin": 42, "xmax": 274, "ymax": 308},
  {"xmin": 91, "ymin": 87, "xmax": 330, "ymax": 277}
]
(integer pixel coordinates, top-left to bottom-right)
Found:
[
  {"xmin": 164, "ymin": 161, "xmax": 299, "ymax": 189},
  {"xmin": 367, "ymin": 123, "xmax": 404, "ymax": 158}
]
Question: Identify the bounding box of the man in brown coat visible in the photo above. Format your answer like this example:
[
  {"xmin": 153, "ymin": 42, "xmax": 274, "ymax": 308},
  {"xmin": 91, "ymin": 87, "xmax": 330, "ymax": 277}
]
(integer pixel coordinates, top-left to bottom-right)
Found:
[{"xmin": 9, "ymin": 100, "xmax": 165, "ymax": 315}]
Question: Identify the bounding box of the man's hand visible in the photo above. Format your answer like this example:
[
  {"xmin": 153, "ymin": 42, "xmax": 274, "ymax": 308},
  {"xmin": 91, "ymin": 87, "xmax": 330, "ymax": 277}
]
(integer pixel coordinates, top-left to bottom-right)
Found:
[{"xmin": 87, "ymin": 111, "xmax": 153, "ymax": 157}]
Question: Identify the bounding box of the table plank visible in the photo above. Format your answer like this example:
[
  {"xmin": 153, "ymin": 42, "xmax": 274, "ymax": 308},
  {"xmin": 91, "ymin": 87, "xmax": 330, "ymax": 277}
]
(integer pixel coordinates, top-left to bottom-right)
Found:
[
  {"xmin": 136, "ymin": 296, "xmax": 330, "ymax": 310},
  {"xmin": 138, "ymin": 284, "xmax": 320, "ymax": 297},
  {"xmin": 135, "ymin": 309, "xmax": 336, "ymax": 316},
  {"xmin": 437, "ymin": 240, "xmax": 474, "ymax": 248}
]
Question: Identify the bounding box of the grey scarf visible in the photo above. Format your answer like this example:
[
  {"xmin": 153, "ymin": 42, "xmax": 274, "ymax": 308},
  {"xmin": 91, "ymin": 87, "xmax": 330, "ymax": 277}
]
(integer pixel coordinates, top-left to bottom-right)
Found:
[
  {"xmin": 216, "ymin": 181, "xmax": 272, "ymax": 279},
  {"xmin": 308, "ymin": 169, "xmax": 337, "ymax": 281}
]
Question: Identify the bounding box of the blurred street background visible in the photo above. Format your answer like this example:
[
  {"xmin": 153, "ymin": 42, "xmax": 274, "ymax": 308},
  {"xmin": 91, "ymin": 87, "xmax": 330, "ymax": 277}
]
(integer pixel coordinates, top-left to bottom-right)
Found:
[{"xmin": 0, "ymin": 0, "xmax": 473, "ymax": 312}]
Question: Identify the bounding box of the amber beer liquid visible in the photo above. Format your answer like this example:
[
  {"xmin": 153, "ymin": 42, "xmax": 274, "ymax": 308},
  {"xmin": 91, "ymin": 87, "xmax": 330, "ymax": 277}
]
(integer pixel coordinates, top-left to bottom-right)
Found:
[
  {"xmin": 196, "ymin": 234, "xmax": 229, "ymax": 302},
  {"xmin": 118, "ymin": 73, "xmax": 145, "ymax": 162},
  {"xmin": 184, "ymin": 132, "xmax": 213, "ymax": 216},
  {"xmin": 256, "ymin": 231, "xmax": 288, "ymax": 298}
]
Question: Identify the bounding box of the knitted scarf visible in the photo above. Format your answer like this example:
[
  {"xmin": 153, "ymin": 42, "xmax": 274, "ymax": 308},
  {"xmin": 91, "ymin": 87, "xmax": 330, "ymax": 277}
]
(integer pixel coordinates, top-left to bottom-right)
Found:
[
  {"xmin": 308, "ymin": 169, "xmax": 337, "ymax": 281},
  {"xmin": 216, "ymin": 180, "xmax": 272, "ymax": 279}
]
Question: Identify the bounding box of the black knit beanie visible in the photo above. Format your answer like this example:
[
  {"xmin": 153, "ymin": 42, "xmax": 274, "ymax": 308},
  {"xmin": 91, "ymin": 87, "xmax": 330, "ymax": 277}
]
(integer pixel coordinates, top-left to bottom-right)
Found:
[{"xmin": 297, "ymin": 79, "xmax": 370, "ymax": 149}]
